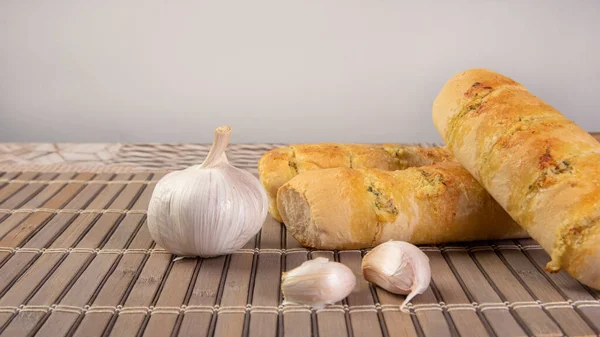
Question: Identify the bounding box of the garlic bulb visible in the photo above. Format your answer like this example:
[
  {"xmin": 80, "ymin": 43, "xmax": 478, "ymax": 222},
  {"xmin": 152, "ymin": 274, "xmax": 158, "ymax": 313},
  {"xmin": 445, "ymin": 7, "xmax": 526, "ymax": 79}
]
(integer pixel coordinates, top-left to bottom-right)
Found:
[
  {"xmin": 281, "ymin": 257, "xmax": 356, "ymax": 308},
  {"xmin": 361, "ymin": 241, "xmax": 431, "ymax": 309},
  {"xmin": 147, "ymin": 125, "xmax": 268, "ymax": 257}
]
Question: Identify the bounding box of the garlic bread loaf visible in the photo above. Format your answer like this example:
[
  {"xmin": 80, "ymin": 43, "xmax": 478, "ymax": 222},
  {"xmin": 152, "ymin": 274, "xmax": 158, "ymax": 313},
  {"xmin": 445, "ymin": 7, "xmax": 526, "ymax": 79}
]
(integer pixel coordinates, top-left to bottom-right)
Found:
[
  {"xmin": 277, "ymin": 162, "xmax": 527, "ymax": 249},
  {"xmin": 433, "ymin": 68, "xmax": 600, "ymax": 289},
  {"xmin": 259, "ymin": 144, "xmax": 452, "ymax": 221}
]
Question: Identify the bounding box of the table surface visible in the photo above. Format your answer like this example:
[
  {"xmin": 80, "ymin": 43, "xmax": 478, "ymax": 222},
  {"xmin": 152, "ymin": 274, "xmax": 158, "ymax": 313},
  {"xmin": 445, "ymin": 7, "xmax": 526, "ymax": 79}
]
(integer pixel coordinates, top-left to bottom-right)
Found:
[
  {"xmin": 1, "ymin": 131, "xmax": 598, "ymax": 169},
  {"xmin": 0, "ymin": 136, "xmax": 599, "ymax": 337}
]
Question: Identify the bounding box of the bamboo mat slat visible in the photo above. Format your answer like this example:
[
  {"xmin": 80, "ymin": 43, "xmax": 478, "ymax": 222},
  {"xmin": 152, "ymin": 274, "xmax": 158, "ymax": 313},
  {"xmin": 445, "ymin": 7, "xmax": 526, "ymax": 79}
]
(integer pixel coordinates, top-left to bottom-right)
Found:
[{"xmin": 0, "ymin": 145, "xmax": 599, "ymax": 337}]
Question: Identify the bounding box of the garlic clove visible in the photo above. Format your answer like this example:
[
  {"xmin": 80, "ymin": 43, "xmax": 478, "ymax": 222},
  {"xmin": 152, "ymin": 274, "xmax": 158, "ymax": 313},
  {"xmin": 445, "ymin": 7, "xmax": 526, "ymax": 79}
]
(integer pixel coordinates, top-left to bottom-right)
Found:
[
  {"xmin": 361, "ymin": 241, "xmax": 431, "ymax": 310},
  {"xmin": 281, "ymin": 257, "xmax": 356, "ymax": 307}
]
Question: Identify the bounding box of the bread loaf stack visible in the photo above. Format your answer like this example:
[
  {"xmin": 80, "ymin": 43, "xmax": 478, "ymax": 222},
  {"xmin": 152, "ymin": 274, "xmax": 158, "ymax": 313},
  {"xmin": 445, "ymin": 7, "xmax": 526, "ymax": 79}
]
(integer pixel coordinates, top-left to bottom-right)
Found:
[{"xmin": 257, "ymin": 68, "xmax": 600, "ymax": 290}]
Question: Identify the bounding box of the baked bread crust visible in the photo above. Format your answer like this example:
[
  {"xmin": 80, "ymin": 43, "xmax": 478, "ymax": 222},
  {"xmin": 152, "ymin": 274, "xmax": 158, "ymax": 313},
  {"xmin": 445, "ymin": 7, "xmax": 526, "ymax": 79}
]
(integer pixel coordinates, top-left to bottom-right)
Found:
[
  {"xmin": 258, "ymin": 144, "xmax": 452, "ymax": 221},
  {"xmin": 277, "ymin": 162, "xmax": 527, "ymax": 250},
  {"xmin": 433, "ymin": 68, "xmax": 600, "ymax": 289}
]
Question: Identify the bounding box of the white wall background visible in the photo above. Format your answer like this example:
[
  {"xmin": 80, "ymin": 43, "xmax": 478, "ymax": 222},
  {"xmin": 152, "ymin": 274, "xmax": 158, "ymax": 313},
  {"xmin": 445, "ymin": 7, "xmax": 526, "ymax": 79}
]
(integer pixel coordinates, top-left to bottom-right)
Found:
[{"xmin": 1, "ymin": 0, "xmax": 599, "ymax": 144}]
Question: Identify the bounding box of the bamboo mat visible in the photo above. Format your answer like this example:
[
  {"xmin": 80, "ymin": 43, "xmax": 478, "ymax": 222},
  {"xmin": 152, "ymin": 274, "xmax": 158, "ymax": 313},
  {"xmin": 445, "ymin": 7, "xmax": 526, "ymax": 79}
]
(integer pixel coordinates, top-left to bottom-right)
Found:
[{"xmin": 0, "ymin": 149, "xmax": 600, "ymax": 337}]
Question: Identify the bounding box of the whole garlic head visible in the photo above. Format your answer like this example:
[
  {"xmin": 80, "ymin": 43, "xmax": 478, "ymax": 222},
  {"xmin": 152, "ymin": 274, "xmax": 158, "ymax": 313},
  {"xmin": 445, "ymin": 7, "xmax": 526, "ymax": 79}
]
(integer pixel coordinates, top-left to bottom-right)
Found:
[
  {"xmin": 147, "ymin": 126, "xmax": 268, "ymax": 257},
  {"xmin": 282, "ymin": 257, "xmax": 356, "ymax": 308},
  {"xmin": 362, "ymin": 241, "xmax": 431, "ymax": 309}
]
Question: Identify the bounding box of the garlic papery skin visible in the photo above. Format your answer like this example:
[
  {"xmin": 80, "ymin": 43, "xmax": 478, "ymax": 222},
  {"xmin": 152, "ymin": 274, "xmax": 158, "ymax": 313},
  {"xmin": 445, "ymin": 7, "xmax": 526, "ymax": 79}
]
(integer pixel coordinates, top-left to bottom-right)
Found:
[
  {"xmin": 281, "ymin": 257, "xmax": 356, "ymax": 307},
  {"xmin": 361, "ymin": 241, "xmax": 431, "ymax": 309},
  {"xmin": 147, "ymin": 125, "xmax": 268, "ymax": 257}
]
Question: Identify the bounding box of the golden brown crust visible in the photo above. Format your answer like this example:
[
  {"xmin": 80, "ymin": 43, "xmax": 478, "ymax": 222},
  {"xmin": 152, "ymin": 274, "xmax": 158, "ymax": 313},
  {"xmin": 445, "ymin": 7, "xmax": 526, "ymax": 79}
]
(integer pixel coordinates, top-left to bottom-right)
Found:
[
  {"xmin": 277, "ymin": 162, "xmax": 527, "ymax": 250},
  {"xmin": 258, "ymin": 147, "xmax": 296, "ymax": 222},
  {"xmin": 259, "ymin": 144, "xmax": 452, "ymax": 221},
  {"xmin": 277, "ymin": 168, "xmax": 379, "ymax": 249},
  {"xmin": 433, "ymin": 68, "xmax": 600, "ymax": 289}
]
